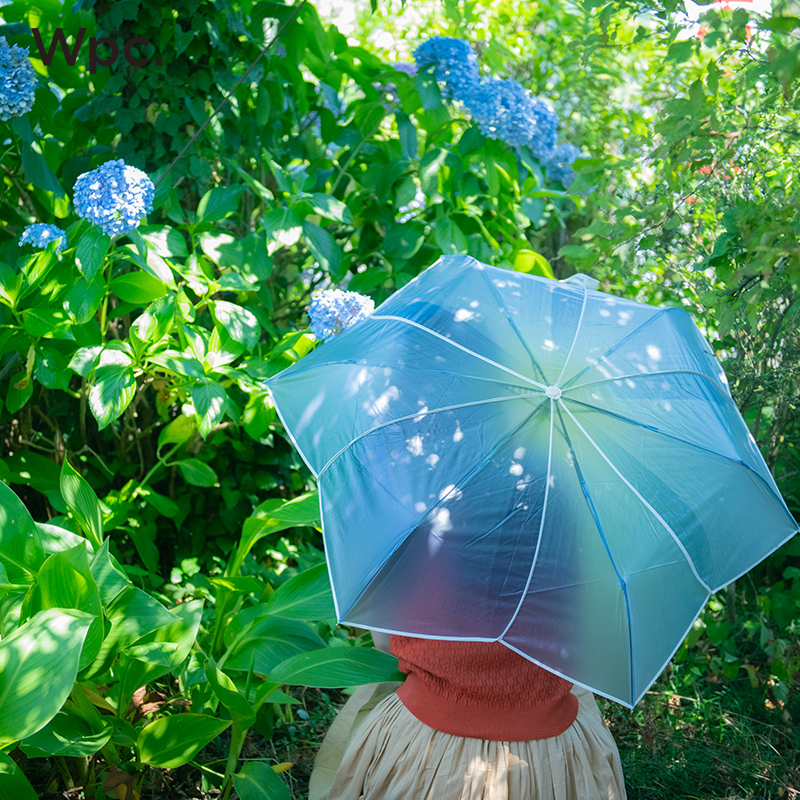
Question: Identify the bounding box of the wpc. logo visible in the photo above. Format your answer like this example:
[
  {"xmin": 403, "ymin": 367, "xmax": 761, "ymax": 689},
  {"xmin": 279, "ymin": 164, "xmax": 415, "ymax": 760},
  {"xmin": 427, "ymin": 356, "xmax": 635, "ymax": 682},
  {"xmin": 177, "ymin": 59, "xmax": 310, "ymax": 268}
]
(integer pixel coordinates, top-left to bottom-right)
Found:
[{"xmin": 31, "ymin": 29, "xmax": 164, "ymax": 73}]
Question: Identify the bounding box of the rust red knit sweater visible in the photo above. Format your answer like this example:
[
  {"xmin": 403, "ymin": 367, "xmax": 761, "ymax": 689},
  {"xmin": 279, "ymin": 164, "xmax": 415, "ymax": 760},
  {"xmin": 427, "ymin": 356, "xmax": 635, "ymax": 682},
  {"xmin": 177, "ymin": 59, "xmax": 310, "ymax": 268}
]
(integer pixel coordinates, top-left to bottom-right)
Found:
[{"xmin": 391, "ymin": 635, "xmax": 579, "ymax": 741}]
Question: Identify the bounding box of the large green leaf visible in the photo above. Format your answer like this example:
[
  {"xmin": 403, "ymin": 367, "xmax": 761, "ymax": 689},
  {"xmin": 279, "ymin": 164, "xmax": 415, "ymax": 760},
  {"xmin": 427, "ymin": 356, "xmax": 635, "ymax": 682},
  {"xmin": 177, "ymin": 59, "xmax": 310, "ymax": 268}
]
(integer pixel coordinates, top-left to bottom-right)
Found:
[
  {"xmin": 89, "ymin": 539, "xmax": 130, "ymax": 605},
  {"xmin": 63, "ymin": 278, "xmax": 105, "ymax": 324},
  {"xmin": 269, "ymin": 647, "xmax": 403, "ymax": 688},
  {"xmin": 211, "ymin": 300, "xmax": 260, "ymax": 351},
  {"xmin": 196, "ymin": 185, "xmax": 245, "ymax": 223},
  {"xmin": 0, "ymin": 608, "xmax": 94, "ymax": 743},
  {"xmin": 60, "ymin": 459, "xmax": 103, "ymax": 549},
  {"xmin": 192, "ymin": 382, "xmax": 228, "ymax": 439},
  {"xmin": 232, "ymin": 761, "xmax": 291, "ymax": 800},
  {"xmin": 21, "ymin": 142, "xmax": 65, "ymax": 197},
  {"xmin": 301, "ymin": 221, "xmax": 342, "ymax": 276},
  {"xmin": 265, "ymin": 563, "xmax": 335, "ymax": 620},
  {"xmin": 225, "ymin": 617, "xmax": 326, "ymax": 676},
  {"xmin": 173, "ymin": 459, "xmax": 218, "ymax": 487},
  {"xmin": 109, "ymin": 271, "xmax": 168, "ymax": 305},
  {"xmin": 205, "ymin": 658, "xmax": 256, "ymax": 728},
  {"xmin": 33, "ymin": 544, "xmax": 103, "ymax": 670},
  {"xmin": 0, "ymin": 480, "xmax": 45, "ymax": 583},
  {"xmin": 75, "ymin": 225, "xmax": 111, "ymax": 282},
  {"xmin": 88, "ymin": 350, "xmax": 136, "ymax": 430},
  {"xmin": 0, "ymin": 751, "xmax": 38, "ymax": 800},
  {"xmin": 20, "ymin": 708, "xmax": 112, "ymax": 757},
  {"xmin": 137, "ymin": 714, "xmax": 231, "ymax": 768}
]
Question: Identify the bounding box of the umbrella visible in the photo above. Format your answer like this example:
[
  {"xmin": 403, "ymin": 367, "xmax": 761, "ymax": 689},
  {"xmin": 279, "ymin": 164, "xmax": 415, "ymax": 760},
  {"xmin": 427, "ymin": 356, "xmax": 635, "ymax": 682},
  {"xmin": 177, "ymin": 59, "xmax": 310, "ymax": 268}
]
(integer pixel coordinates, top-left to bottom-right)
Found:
[{"xmin": 266, "ymin": 255, "xmax": 798, "ymax": 707}]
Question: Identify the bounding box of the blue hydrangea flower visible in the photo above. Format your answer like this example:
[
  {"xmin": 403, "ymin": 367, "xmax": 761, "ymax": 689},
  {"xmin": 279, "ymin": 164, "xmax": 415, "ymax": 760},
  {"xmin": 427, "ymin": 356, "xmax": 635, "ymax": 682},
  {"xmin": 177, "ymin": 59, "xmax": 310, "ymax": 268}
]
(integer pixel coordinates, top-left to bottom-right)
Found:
[
  {"xmin": 0, "ymin": 37, "xmax": 36, "ymax": 121},
  {"xmin": 308, "ymin": 289, "xmax": 375, "ymax": 341},
  {"xmin": 19, "ymin": 223, "xmax": 66, "ymax": 254},
  {"xmin": 413, "ymin": 37, "xmax": 479, "ymax": 103},
  {"xmin": 73, "ymin": 159, "xmax": 154, "ymax": 237},
  {"xmin": 393, "ymin": 62, "xmax": 418, "ymax": 77},
  {"xmin": 545, "ymin": 143, "xmax": 583, "ymax": 187},
  {"xmin": 526, "ymin": 96, "xmax": 559, "ymax": 160}
]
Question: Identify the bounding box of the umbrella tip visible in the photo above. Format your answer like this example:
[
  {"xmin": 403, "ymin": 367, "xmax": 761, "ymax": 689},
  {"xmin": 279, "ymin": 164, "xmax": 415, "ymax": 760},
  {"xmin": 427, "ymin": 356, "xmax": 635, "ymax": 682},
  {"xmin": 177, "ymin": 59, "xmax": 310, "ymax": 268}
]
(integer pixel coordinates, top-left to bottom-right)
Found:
[{"xmin": 561, "ymin": 273, "xmax": 600, "ymax": 291}]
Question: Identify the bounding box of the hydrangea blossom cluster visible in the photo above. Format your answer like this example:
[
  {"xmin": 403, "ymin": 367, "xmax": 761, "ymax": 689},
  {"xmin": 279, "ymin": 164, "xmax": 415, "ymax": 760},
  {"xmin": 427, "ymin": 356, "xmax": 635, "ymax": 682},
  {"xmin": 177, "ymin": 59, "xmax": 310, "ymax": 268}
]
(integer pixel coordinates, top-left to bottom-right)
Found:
[
  {"xmin": 413, "ymin": 37, "xmax": 479, "ymax": 103},
  {"xmin": 73, "ymin": 159, "xmax": 155, "ymax": 237},
  {"xmin": 19, "ymin": 223, "xmax": 66, "ymax": 254},
  {"xmin": 412, "ymin": 36, "xmax": 562, "ymax": 162},
  {"xmin": 544, "ymin": 143, "xmax": 583, "ymax": 188},
  {"xmin": 308, "ymin": 289, "xmax": 375, "ymax": 341},
  {"xmin": 0, "ymin": 37, "xmax": 36, "ymax": 121}
]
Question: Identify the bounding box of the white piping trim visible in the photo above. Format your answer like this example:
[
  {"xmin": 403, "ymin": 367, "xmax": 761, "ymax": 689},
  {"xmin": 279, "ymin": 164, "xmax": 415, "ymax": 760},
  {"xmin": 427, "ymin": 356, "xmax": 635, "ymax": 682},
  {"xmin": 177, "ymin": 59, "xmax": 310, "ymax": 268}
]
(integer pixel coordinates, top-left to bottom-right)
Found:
[
  {"xmin": 559, "ymin": 402, "xmax": 712, "ymax": 594},
  {"xmin": 566, "ymin": 368, "xmax": 728, "ymax": 396},
  {"xmin": 553, "ymin": 285, "xmax": 588, "ymax": 388},
  {"xmin": 497, "ymin": 397, "xmax": 556, "ymax": 639}
]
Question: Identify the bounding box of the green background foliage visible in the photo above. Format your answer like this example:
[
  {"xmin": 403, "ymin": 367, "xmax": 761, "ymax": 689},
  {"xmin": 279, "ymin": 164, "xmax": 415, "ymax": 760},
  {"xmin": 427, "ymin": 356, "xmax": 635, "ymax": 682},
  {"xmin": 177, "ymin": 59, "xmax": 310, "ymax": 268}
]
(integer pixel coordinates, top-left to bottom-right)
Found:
[{"xmin": 0, "ymin": 0, "xmax": 798, "ymax": 796}]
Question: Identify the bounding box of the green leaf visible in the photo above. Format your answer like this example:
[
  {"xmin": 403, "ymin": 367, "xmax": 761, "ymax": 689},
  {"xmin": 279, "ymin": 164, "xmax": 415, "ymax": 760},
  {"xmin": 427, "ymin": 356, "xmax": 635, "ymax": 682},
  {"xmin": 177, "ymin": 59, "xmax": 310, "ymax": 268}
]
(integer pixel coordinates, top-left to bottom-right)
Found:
[
  {"xmin": 225, "ymin": 617, "xmax": 326, "ymax": 675},
  {"xmin": 88, "ymin": 351, "xmax": 136, "ymax": 431},
  {"xmin": 301, "ymin": 221, "xmax": 342, "ymax": 276},
  {"xmin": 21, "ymin": 308, "xmax": 75, "ymax": 340},
  {"xmin": 147, "ymin": 350, "xmax": 204, "ymax": 378},
  {"xmin": 0, "ymin": 608, "xmax": 94, "ymax": 743},
  {"xmin": 137, "ymin": 225, "xmax": 188, "ymax": 258},
  {"xmin": 269, "ymin": 647, "xmax": 403, "ymax": 688},
  {"xmin": 0, "ymin": 480, "xmax": 45, "ymax": 583},
  {"xmin": 63, "ymin": 279, "xmax": 105, "ymax": 325},
  {"xmin": 60, "ymin": 459, "xmax": 104, "ymax": 550},
  {"xmin": 198, "ymin": 232, "xmax": 244, "ymax": 268},
  {"xmin": 21, "ymin": 142, "xmax": 66, "ymax": 197},
  {"xmin": 89, "ymin": 539, "xmax": 130, "ymax": 606},
  {"xmin": 157, "ymin": 414, "xmax": 196, "ymax": 451},
  {"xmin": 263, "ymin": 207, "xmax": 302, "ymax": 249},
  {"xmin": 0, "ymin": 751, "xmax": 38, "ymax": 799},
  {"xmin": 196, "ymin": 185, "xmax": 245, "ymax": 223},
  {"xmin": 131, "ymin": 294, "xmax": 175, "ymax": 343},
  {"xmin": 6, "ymin": 371, "xmax": 33, "ymax": 414},
  {"xmin": 232, "ymin": 761, "xmax": 291, "ymax": 800},
  {"xmin": 174, "ymin": 459, "xmax": 218, "ymax": 487},
  {"xmin": 395, "ymin": 111, "xmax": 418, "ymax": 160},
  {"xmin": 192, "ymin": 382, "xmax": 229, "ymax": 439},
  {"xmin": 139, "ymin": 487, "xmax": 181, "ymax": 518},
  {"xmin": 109, "ymin": 271, "xmax": 168, "ymax": 305},
  {"xmin": 433, "ymin": 218, "xmax": 468, "ymax": 255},
  {"xmin": 384, "ymin": 222, "xmax": 425, "ymax": 259},
  {"xmin": 33, "ymin": 544, "xmax": 103, "ymax": 669},
  {"xmin": 205, "ymin": 658, "xmax": 256, "ymax": 728},
  {"xmin": 305, "ymin": 193, "xmax": 353, "ymax": 224},
  {"xmin": 514, "ymin": 249, "xmax": 554, "ymax": 279},
  {"xmin": 34, "ymin": 348, "xmax": 72, "ymax": 391},
  {"xmin": 265, "ymin": 563, "xmax": 335, "ymax": 620},
  {"xmin": 20, "ymin": 709, "xmax": 112, "ymax": 757},
  {"xmin": 75, "ymin": 226, "xmax": 111, "ymax": 282},
  {"xmin": 212, "ymin": 300, "xmax": 260, "ymax": 351},
  {"xmin": 68, "ymin": 345, "xmax": 102, "ymax": 377},
  {"xmin": 137, "ymin": 714, "xmax": 231, "ymax": 768}
]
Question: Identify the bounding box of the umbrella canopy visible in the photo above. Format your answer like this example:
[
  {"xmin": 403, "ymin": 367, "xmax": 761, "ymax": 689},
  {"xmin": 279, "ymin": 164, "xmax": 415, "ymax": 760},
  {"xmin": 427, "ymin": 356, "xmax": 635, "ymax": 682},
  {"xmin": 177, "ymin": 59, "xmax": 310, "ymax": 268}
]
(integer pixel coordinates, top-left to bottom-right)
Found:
[{"xmin": 266, "ymin": 255, "xmax": 798, "ymax": 707}]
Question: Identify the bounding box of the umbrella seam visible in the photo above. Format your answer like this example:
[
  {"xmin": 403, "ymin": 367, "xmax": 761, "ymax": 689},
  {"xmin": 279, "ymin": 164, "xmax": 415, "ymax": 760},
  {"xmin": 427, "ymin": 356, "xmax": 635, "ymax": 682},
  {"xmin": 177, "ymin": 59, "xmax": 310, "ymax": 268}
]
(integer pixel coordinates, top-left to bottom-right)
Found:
[
  {"xmin": 478, "ymin": 265, "xmax": 549, "ymax": 384},
  {"xmin": 565, "ymin": 368, "xmax": 729, "ymax": 398},
  {"xmin": 561, "ymin": 307, "xmax": 671, "ymax": 390},
  {"xmin": 317, "ymin": 393, "xmax": 549, "ymax": 479},
  {"xmin": 556, "ymin": 402, "xmax": 635, "ymax": 703},
  {"xmin": 497, "ymin": 397, "xmax": 556, "ymax": 640},
  {"xmin": 559, "ymin": 402, "xmax": 713, "ymax": 594},
  {"xmin": 554, "ymin": 284, "xmax": 589, "ymax": 388},
  {"xmin": 370, "ymin": 314, "xmax": 546, "ymax": 389},
  {"xmin": 561, "ymin": 396, "xmax": 796, "ymax": 516}
]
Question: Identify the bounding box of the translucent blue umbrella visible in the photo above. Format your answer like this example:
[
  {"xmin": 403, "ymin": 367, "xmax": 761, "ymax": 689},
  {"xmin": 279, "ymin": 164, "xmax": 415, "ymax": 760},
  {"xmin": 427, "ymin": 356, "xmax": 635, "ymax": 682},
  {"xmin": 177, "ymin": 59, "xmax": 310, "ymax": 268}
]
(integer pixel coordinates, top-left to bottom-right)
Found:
[{"xmin": 266, "ymin": 255, "xmax": 798, "ymax": 707}]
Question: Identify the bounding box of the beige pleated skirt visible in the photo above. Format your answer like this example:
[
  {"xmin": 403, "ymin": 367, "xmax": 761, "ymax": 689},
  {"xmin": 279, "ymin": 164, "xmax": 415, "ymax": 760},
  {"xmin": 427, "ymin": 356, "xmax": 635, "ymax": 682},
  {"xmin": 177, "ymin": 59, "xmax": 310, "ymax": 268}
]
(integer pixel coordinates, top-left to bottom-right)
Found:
[{"xmin": 309, "ymin": 682, "xmax": 627, "ymax": 800}]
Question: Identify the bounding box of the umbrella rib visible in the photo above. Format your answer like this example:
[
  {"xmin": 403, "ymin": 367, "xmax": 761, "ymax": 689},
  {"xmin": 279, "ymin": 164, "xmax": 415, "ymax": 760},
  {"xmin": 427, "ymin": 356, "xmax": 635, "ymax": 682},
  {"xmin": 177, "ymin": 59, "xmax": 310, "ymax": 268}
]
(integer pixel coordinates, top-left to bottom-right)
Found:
[
  {"xmin": 559, "ymin": 401, "xmax": 713, "ymax": 594},
  {"xmin": 553, "ymin": 284, "xmax": 589, "ymax": 388},
  {"xmin": 318, "ymin": 392, "xmax": 549, "ymax": 478},
  {"xmin": 370, "ymin": 314, "xmax": 546, "ymax": 389},
  {"xmin": 497, "ymin": 396, "xmax": 556, "ymax": 640},
  {"xmin": 561, "ymin": 308, "xmax": 671, "ymax": 390},
  {"xmin": 565, "ymin": 368, "xmax": 729, "ymax": 398},
  {"xmin": 479, "ymin": 267, "xmax": 549, "ymax": 384}
]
